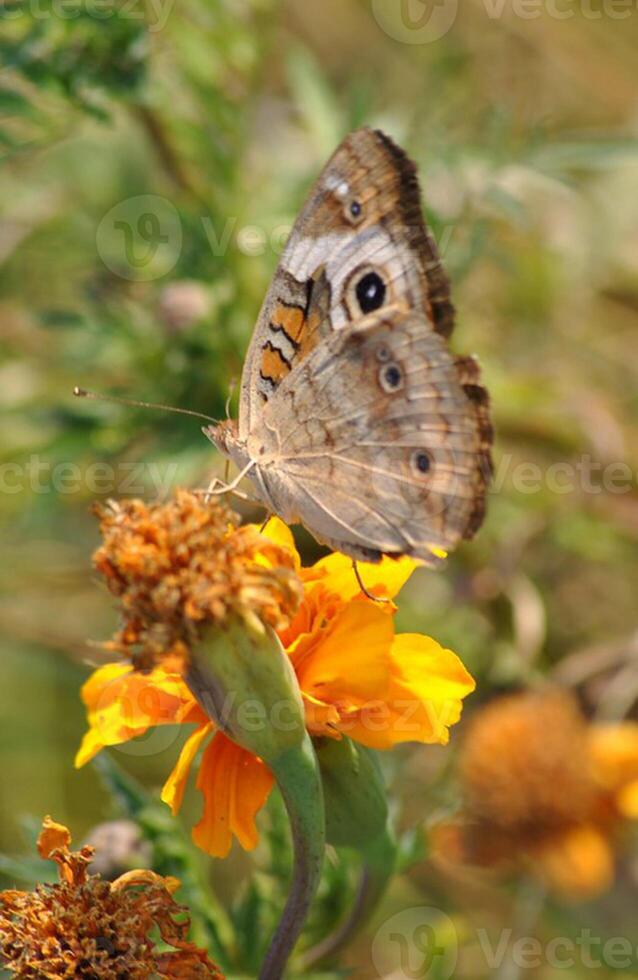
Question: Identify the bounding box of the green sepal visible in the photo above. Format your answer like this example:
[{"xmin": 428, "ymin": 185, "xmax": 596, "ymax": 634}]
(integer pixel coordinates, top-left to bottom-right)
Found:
[
  {"xmin": 315, "ymin": 735, "xmax": 388, "ymax": 848},
  {"xmin": 187, "ymin": 612, "xmax": 306, "ymax": 764}
]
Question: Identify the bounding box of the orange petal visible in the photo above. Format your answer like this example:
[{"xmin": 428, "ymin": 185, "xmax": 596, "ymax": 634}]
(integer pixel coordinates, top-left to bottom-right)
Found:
[
  {"xmin": 341, "ymin": 634, "xmax": 474, "ymax": 750},
  {"xmin": 617, "ymin": 779, "xmax": 638, "ymax": 819},
  {"xmin": 37, "ymin": 817, "xmax": 71, "ymax": 860},
  {"xmin": 162, "ymin": 722, "xmax": 214, "ymax": 815},
  {"xmin": 303, "ymin": 692, "xmax": 342, "ymax": 737},
  {"xmin": 192, "ymin": 733, "xmax": 274, "ymax": 858},
  {"xmin": 589, "ymin": 723, "xmax": 638, "ymax": 797},
  {"xmin": 75, "ymin": 663, "xmax": 204, "ymax": 768},
  {"xmin": 304, "ymin": 552, "xmax": 418, "ymax": 601},
  {"xmin": 112, "ymin": 869, "xmax": 181, "ymax": 894},
  {"xmin": 295, "ymin": 600, "xmax": 394, "ymax": 707},
  {"xmin": 533, "ymin": 824, "xmax": 615, "ymax": 900}
]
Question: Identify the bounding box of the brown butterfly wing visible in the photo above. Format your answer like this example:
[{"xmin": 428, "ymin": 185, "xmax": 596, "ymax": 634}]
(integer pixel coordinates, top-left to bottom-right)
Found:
[
  {"xmin": 238, "ymin": 128, "xmax": 453, "ymax": 439},
  {"xmin": 247, "ymin": 308, "xmax": 492, "ymax": 564}
]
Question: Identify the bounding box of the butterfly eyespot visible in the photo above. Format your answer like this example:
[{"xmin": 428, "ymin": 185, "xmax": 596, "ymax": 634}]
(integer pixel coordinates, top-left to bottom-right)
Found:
[
  {"xmin": 356, "ymin": 271, "xmax": 386, "ymax": 315},
  {"xmin": 375, "ymin": 343, "xmax": 392, "ymax": 363},
  {"xmin": 379, "ymin": 362, "xmax": 403, "ymax": 392},
  {"xmin": 412, "ymin": 450, "xmax": 432, "ymax": 476}
]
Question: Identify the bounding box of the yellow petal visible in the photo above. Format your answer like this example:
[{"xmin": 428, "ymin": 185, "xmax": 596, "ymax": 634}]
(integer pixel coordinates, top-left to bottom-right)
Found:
[
  {"xmin": 74, "ymin": 727, "xmax": 107, "ymax": 768},
  {"xmin": 533, "ymin": 824, "xmax": 615, "ymax": 900},
  {"xmin": 390, "ymin": 634, "xmax": 476, "ymax": 703},
  {"xmin": 192, "ymin": 733, "xmax": 274, "ymax": 858},
  {"xmin": 162, "ymin": 722, "xmax": 214, "ymax": 815},
  {"xmin": 295, "ymin": 600, "xmax": 394, "ymax": 707},
  {"xmin": 79, "ymin": 663, "xmax": 133, "ymax": 711},
  {"xmin": 76, "ymin": 663, "xmax": 203, "ymax": 767},
  {"xmin": 342, "ymin": 634, "xmax": 475, "ymax": 750},
  {"xmin": 257, "ymin": 516, "xmax": 301, "ymax": 570},
  {"xmin": 305, "ymin": 552, "xmax": 418, "ymax": 601}
]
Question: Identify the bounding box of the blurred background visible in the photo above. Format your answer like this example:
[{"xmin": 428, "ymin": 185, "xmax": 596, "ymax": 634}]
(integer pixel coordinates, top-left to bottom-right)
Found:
[{"xmin": 1, "ymin": 0, "xmax": 638, "ymax": 977}]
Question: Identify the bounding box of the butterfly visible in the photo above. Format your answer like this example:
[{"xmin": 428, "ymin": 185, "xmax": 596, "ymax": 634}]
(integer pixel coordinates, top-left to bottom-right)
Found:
[{"xmin": 205, "ymin": 128, "xmax": 493, "ymax": 565}]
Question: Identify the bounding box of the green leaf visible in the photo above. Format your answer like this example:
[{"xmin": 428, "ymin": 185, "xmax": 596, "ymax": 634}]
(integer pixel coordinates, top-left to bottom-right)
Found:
[{"xmin": 286, "ymin": 46, "xmax": 343, "ymax": 154}]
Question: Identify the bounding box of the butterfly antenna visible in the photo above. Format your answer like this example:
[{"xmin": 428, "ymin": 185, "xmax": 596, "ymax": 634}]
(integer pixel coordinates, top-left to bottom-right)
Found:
[{"xmin": 73, "ymin": 387, "xmax": 220, "ymax": 426}]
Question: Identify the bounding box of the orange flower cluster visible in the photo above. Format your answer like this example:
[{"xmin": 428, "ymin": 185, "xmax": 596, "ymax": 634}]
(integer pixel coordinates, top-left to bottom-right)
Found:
[
  {"xmin": 93, "ymin": 490, "xmax": 303, "ymax": 670},
  {"xmin": 0, "ymin": 817, "xmax": 223, "ymax": 979},
  {"xmin": 440, "ymin": 691, "xmax": 638, "ymax": 899},
  {"xmin": 78, "ymin": 508, "xmax": 475, "ymax": 858}
]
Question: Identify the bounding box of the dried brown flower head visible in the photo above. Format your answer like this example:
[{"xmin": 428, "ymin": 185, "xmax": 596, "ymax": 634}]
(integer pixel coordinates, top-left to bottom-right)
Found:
[
  {"xmin": 93, "ymin": 490, "xmax": 303, "ymax": 670},
  {"xmin": 0, "ymin": 816, "xmax": 223, "ymax": 979},
  {"xmin": 460, "ymin": 690, "xmax": 596, "ymax": 834},
  {"xmin": 435, "ymin": 691, "xmax": 638, "ymax": 899}
]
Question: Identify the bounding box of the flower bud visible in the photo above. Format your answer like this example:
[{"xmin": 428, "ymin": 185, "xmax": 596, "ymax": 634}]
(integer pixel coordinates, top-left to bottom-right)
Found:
[
  {"xmin": 187, "ymin": 612, "xmax": 306, "ymax": 764},
  {"xmin": 315, "ymin": 736, "xmax": 388, "ymax": 848}
]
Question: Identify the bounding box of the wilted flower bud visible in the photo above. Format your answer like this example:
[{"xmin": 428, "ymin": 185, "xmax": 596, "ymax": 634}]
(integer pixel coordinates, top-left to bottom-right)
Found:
[{"xmin": 83, "ymin": 820, "xmax": 153, "ymax": 880}]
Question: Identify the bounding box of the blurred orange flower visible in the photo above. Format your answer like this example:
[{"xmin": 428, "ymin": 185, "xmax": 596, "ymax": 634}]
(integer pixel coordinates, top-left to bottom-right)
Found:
[
  {"xmin": 435, "ymin": 691, "xmax": 638, "ymax": 900},
  {"xmin": 0, "ymin": 816, "xmax": 223, "ymax": 979},
  {"xmin": 76, "ymin": 516, "xmax": 475, "ymax": 858}
]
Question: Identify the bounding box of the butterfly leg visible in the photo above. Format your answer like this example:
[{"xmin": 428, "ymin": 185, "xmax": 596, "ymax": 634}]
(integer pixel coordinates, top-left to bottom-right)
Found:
[
  {"xmin": 201, "ymin": 456, "xmax": 234, "ymax": 498},
  {"xmin": 197, "ymin": 480, "xmax": 253, "ymax": 503},
  {"xmin": 200, "ymin": 461, "xmax": 257, "ymax": 503},
  {"xmin": 352, "ymin": 561, "xmax": 391, "ymax": 604}
]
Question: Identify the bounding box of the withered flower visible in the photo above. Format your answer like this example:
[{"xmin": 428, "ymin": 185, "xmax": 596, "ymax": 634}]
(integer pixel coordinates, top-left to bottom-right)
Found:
[
  {"xmin": 93, "ymin": 490, "xmax": 303, "ymax": 671},
  {"xmin": 0, "ymin": 816, "xmax": 223, "ymax": 979}
]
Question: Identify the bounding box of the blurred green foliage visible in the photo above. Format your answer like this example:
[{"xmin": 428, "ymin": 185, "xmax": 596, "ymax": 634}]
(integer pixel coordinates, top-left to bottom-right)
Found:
[{"xmin": 1, "ymin": 0, "xmax": 638, "ymax": 976}]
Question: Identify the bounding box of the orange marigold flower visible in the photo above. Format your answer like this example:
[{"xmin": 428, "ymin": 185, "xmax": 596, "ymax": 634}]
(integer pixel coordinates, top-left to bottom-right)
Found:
[
  {"xmin": 92, "ymin": 491, "xmax": 303, "ymax": 670},
  {"xmin": 0, "ymin": 816, "xmax": 223, "ymax": 979},
  {"xmin": 77, "ymin": 516, "xmax": 475, "ymax": 858},
  {"xmin": 435, "ymin": 690, "xmax": 638, "ymax": 900}
]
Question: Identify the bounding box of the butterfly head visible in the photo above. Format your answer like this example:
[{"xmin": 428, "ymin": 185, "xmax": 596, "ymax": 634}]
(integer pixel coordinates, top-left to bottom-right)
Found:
[{"xmin": 203, "ymin": 419, "xmax": 244, "ymax": 461}]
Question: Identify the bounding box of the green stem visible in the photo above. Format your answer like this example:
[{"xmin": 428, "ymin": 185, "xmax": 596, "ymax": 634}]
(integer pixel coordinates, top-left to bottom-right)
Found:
[
  {"xmin": 259, "ymin": 738, "xmax": 325, "ymax": 980},
  {"xmin": 186, "ymin": 620, "xmax": 325, "ymax": 978}
]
